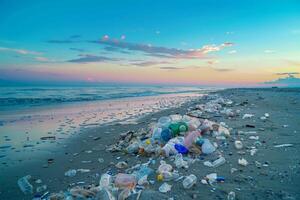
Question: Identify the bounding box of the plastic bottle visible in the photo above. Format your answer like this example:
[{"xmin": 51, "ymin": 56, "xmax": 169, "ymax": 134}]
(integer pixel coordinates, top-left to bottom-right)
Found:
[
  {"xmin": 64, "ymin": 169, "xmax": 77, "ymax": 177},
  {"xmin": 99, "ymin": 173, "xmax": 112, "ymax": 189},
  {"xmin": 126, "ymin": 142, "xmax": 140, "ymax": 154},
  {"xmin": 212, "ymin": 157, "xmax": 226, "ymax": 168},
  {"xmin": 152, "ymin": 127, "xmax": 162, "ymax": 141},
  {"xmin": 201, "ymin": 139, "xmax": 216, "ymax": 154},
  {"xmin": 174, "ymin": 153, "xmax": 188, "ymax": 168},
  {"xmin": 184, "ymin": 131, "xmax": 201, "ymax": 149},
  {"xmin": 174, "ymin": 143, "xmax": 189, "ymax": 154},
  {"xmin": 195, "ymin": 137, "xmax": 205, "ymax": 146},
  {"xmin": 182, "ymin": 174, "xmax": 197, "ymax": 189},
  {"xmin": 169, "ymin": 122, "xmax": 188, "ymax": 137},
  {"xmin": 160, "ymin": 128, "xmax": 173, "ymax": 142},
  {"xmin": 158, "ymin": 116, "xmax": 172, "ymax": 128},
  {"xmin": 227, "ymin": 191, "xmax": 236, "ymax": 200},
  {"xmin": 17, "ymin": 175, "xmax": 33, "ymax": 194},
  {"xmin": 133, "ymin": 166, "xmax": 153, "ymax": 181},
  {"xmin": 114, "ymin": 173, "xmax": 137, "ymax": 189}
]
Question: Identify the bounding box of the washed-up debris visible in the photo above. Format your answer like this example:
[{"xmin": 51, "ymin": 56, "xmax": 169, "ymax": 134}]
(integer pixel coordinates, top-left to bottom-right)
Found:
[
  {"xmin": 227, "ymin": 191, "xmax": 236, "ymax": 200},
  {"xmin": 115, "ymin": 161, "xmax": 128, "ymax": 169},
  {"xmin": 65, "ymin": 169, "xmax": 77, "ymax": 177},
  {"xmin": 40, "ymin": 94, "xmax": 276, "ymax": 200},
  {"xmin": 238, "ymin": 158, "xmax": 248, "ymax": 166},
  {"xmin": 159, "ymin": 183, "xmax": 172, "ymax": 193},
  {"xmin": 242, "ymin": 114, "xmax": 254, "ymax": 119},
  {"xmin": 234, "ymin": 140, "xmax": 243, "ymax": 150},
  {"xmin": 182, "ymin": 174, "xmax": 197, "ymax": 189},
  {"xmin": 204, "ymin": 156, "xmax": 226, "ymax": 168},
  {"xmin": 274, "ymin": 144, "xmax": 293, "ymax": 148},
  {"xmin": 40, "ymin": 136, "xmax": 56, "ymax": 140},
  {"xmin": 17, "ymin": 175, "xmax": 33, "ymax": 194}
]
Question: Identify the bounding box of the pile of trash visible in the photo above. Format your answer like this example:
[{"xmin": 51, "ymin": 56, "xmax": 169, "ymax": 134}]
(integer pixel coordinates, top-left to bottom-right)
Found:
[{"xmin": 23, "ymin": 95, "xmax": 239, "ymax": 200}]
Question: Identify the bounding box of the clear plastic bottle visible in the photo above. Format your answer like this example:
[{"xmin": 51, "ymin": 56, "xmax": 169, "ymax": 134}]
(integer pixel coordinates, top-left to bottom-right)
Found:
[
  {"xmin": 227, "ymin": 191, "xmax": 236, "ymax": 200},
  {"xmin": 99, "ymin": 173, "xmax": 112, "ymax": 189},
  {"xmin": 114, "ymin": 173, "xmax": 137, "ymax": 189},
  {"xmin": 17, "ymin": 175, "xmax": 33, "ymax": 194},
  {"xmin": 201, "ymin": 139, "xmax": 216, "ymax": 154},
  {"xmin": 212, "ymin": 157, "xmax": 226, "ymax": 168},
  {"xmin": 182, "ymin": 174, "xmax": 197, "ymax": 189}
]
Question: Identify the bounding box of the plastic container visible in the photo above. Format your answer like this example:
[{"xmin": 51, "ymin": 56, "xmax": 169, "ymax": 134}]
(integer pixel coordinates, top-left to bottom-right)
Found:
[
  {"xmin": 158, "ymin": 116, "xmax": 172, "ymax": 128},
  {"xmin": 174, "ymin": 144, "xmax": 189, "ymax": 154},
  {"xmin": 169, "ymin": 122, "xmax": 188, "ymax": 137},
  {"xmin": 152, "ymin": 127, "xmax": 162, "ymax": 141},
  {"xmin": 201, "ymin": 139, "xmax": 216, "ymax": 154},
  {"xmin": 64, "ymin": 169, "xmax": 77, "ymax": 177},
  {"xmin": 99, "ymin": 173, "xmax": 112, "ymax": 189},
  {"xmin": 115, "ymin": 173, "xmax": 137, "ymax": 189},
  {"xmin": 17, "ymin": 175, "xmax": 33, "ymax": 194},
  {"xmin": 212, "ymin": 157, "xmax": 226, "ymax": 168},
  {"xmin": 133, "ymin": 166, "xmax": 153, "ymax": 181},
  {"xmin": 174, "ymin": 153, "xmax": 188, "ymax": 168},
  {"xmin": 126, "ymin": 142, "xmax": 140, "ymax": 154},
  {"xmin": 184, "ymin": 131, "xmax": 201, "ymax": 149},
  {"xmin": 161, "ymin": 128, "xmax": 172, "ymax": 142},
  {"xmin": 162, "ymin": 137, "xmax": 184, "ymax": 157},
  {"xmin": 227, "ymin": 191, "xmax": 236, "ymax": 200},
  {"xmin": 182, "ymin": 174, "xmax": 197, "ymax": 189},
  {"xmin": 195, "ymin": 137, "xmax": 205, "ymax": 146}
]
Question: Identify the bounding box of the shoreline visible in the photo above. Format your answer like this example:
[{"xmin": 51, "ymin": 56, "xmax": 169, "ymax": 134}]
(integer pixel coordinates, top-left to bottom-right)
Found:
[{"xmin": 1, "ymin": 88, "xmax": 300, "ymax": 200}]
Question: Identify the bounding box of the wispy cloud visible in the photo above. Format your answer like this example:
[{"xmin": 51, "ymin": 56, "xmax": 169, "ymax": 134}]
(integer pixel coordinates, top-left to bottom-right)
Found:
[
  {"xmin": 67, "ymin": 54, "xmax": 119, "ymax": 63},
  {"xmin": 228, "ymin": 50, "xmax": 237, "ymax": 54},
  {"xmin": 213, "ymin": 68, "xmax": 234, "ymax": 72},
  {"xmin": 132, "ymin": 61, "xmax": 171, "ymax": 67},
  {"xmin": 0, "ymin": 47, "xmax": 42, "ymax": 55},
  {"xmin": 159, "ymin": 66, "xmax": 183, "ymax": 70},
  {"xmin": 91, "ymin": 38, "xmax": 233, "ymax": 59},
  {"xmin": 264, "ymin": 49, "xmax": 275, "ymax": 54}
]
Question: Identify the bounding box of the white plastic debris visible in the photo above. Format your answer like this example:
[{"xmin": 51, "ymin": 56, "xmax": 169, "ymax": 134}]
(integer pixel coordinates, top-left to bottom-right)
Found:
[
  {"xmin": 249, "ymin": 136, "xmax": 259, "ymax": 140},
  {"xmin": 159, "ymin": 183, "xmax": 172, "ymax": 193},
  {"xmin": 274, "ymin": 144, "xmax": 293, "ymax": 148},
  {"xmin": 182, "ymin": 174, "xmax": 197, "ymax": 189},
  {"xmin": 238, "ymin": 158, "xmax": 248, "ymax": 166},
  {"xmin": 203, "ymin": 157, "xmax": 226, "ymax": 168},
  {"xmin": 64, "ymin": 169, "xmax": 77, "ymax": 177},
  {"xmin": 234, "ymin": 140, "xmax": 243, "ymax": 150},
  {"xmin": 242, "ymin": 114, "xmax": 254, "ymax": 119}
]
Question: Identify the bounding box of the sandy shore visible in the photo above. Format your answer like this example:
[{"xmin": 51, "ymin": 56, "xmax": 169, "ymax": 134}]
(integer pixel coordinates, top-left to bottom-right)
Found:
[{"xmin": 1, "ymin": 88, "xmax": 299, "ymax": 200}]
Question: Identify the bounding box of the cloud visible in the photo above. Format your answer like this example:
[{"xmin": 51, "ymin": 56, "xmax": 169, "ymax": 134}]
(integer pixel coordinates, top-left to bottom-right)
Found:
[
  {"xmin": 91, "ymin": 38, "xmax": 233, "ymax": 59},
  {"xmin": 67, "ymin": 54, "xmax": 119, "ymax": 63},
  {"xmin": 264, "ymin": 49, "xmax": 275, "ymax": 54},
  {"xmin": 159, "ymin": 66, "xmax": 183, "ymax": 70},
  {"xmin": 265, "ymin": 72, "xmax": 300, "ymax": 87},
  {"xmin": 228, "ymin": 50, "xmax": 237, "ymax": 54},
  {"xmin": 132, "ymin": 61, "xmax": 171, "ymax": 67},
  {"xmin": 0, "ymin": 47, "xmax": 41, "ymax": 55},
  {"xmin": 213, "ymin": 68, "xmax": 234, "ymax": 72},
  {"xmin": 207, "ymin": 60, "xmax": 219, "ymax": 65},
  {"xmin": 35, "ymin": 56, "xmax": 49, "ymax": 62}
]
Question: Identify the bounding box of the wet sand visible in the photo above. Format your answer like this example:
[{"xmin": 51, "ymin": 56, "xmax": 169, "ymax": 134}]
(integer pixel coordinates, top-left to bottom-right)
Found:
[{"xmin": 1, "ymin": 88, "xmax": 300, "ymax": 200}]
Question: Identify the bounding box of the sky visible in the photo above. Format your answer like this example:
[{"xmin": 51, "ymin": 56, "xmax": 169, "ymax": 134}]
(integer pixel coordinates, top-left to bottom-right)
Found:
[{"xmin": 0, "ymin": 0, "xmax": 299, "ymax": 86}]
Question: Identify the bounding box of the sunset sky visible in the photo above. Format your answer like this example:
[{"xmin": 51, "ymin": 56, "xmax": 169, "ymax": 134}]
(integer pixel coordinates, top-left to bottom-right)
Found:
[{"xmin": 0, "ymin": 0, "xmax": 299, "ymax": 86}]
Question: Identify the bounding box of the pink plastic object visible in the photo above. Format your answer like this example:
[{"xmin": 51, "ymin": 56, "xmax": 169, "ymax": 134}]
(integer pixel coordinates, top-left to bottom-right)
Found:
[
  {"xmin": 184, "ymin": 131, "xmax": 201, "ymax": 149},
  {"xmin": 114, "ymin": 173, "xmax": 137, "ymax": 189}
]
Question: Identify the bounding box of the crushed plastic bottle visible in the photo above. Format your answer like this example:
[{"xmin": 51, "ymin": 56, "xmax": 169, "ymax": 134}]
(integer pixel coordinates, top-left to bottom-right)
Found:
[
  {"xmin": 203, "ymin": 156, "xmax": 226, "ymax": 168},
  {"xmin": 17, "ymin": 175, "xmax": 33, "ymax": 194},
  {"xmin": 174, "ymin": 153, "xmax": 188, "ymax": 168},
  {"xmin": 133, "ymin": 165, "xmax": 153, "ymax": 181},
  {"xmin": 234, "ymin": 140, "xmax": 243, "ymax": 149},
  {"xmin": 99, "ymin": 173, "xmax": 112, "ymax": 189},
  {"xmin": 159, "ymin": 183, "xmax": 172, "ymax": 193},
  {"xmin": 64, "ymin": 169, "xmax": 77, "ymax": 177},
  {"xmin": 115, "ymin": 173, "xmax": 137, "ymax": 189},
  {"xmin": 182, "ymin": 174, "xmax": 197, "ymax": 189},
  {"xmin": 227, "ymin": 191, "xmax": 236, "ymax": 200},
  {"xmin": 201, "ymin": 139, "xmax": 216, "ymax": 154}
]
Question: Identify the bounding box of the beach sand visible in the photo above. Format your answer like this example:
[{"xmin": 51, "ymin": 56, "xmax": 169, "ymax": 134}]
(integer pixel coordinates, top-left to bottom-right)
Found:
[{"xmin": 1, "ymin": 88, "xmax": 299, "ymax": 200}]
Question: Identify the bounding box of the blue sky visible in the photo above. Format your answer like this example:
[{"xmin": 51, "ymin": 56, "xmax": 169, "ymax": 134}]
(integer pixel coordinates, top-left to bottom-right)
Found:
[{"xmin": 0, "ymin": 0, "xmax": 299, "ymax": 86}]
